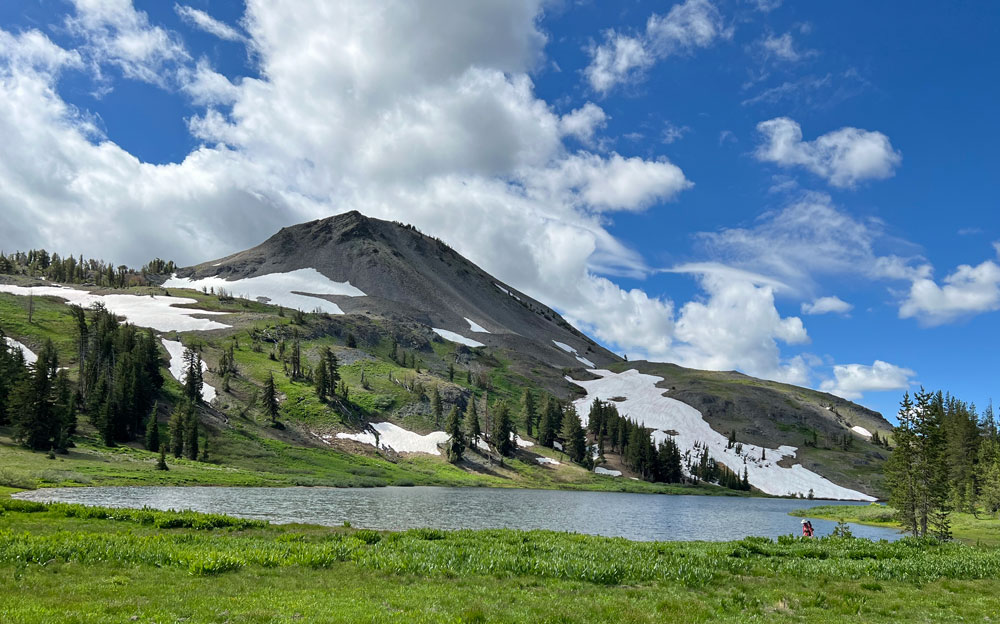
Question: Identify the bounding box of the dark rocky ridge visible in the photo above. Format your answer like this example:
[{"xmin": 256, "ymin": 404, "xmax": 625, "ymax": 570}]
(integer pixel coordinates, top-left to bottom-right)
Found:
[{"xmin": 179, "ymin": 210, "xmax": 620, "ymax": 370}]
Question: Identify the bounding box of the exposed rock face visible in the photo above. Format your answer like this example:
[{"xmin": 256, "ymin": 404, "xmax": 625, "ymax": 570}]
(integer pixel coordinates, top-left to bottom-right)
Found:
[{"xmin": 179, "ymin": 210, "xmax": 618, "ymax": 370}]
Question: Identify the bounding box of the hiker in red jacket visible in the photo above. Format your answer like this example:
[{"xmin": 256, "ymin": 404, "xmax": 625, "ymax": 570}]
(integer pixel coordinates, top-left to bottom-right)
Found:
[{"xmin": 801, "ymin": 519, "xmax": 815, "ymax": 537}]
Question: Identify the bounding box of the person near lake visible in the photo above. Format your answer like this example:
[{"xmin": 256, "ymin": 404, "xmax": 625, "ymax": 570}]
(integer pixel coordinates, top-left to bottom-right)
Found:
[{"xmin": 801, "ymin": 519, "xmax": 815, "ymax": 537}]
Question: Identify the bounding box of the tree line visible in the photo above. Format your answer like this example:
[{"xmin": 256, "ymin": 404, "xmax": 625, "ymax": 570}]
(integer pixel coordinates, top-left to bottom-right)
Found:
[
  {"xmin": 0, "ymin": 248, "xmax": 175, "ymax": 288},
  {"xmin": 886, "ymin": 388, "xmax": 1000, "ymax": 539}
]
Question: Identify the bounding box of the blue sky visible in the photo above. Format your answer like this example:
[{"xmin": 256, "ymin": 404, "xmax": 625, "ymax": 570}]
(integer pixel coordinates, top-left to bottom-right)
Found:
[{"xmin": 1, "ymin": 1, "xmax": 998, "ymax": 420}]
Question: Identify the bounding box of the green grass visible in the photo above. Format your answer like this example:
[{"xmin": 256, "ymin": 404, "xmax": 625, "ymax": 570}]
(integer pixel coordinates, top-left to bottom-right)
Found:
[
  {"xmin": 791, "ymin": 504, "xmax": 1000, "ymax": 546},
  {"xmin": 1, "ymin": 498, "xmax": 999, "ymax": 622},
  {"xmin": 1, "ymin": 427, "xmax": 726, "ymax": 495},
  {"xmin": 0, "ymin": 293, "xmax": 81, "ymax": 367}
]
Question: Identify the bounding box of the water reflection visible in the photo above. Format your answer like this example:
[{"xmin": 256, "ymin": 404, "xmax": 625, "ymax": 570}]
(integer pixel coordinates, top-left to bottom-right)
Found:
[{"xmin": 16, "ymin": 486, "xmax": 901, "ymax": 542}]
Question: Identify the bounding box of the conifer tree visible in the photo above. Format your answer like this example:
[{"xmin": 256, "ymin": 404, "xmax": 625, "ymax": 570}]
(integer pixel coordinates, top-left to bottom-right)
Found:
[
  {"xmin": 491, "ymin": 401, "xmax": 515, "ymax": 458},
  {"xmin": 315, "ymin": 359, "xmax": 328, "ymax": 401},
  {"xmin": 446, "ymin": 406, "xmax": 464, "ymax": 463},
  {"xmin": 886, "ymin": 389, "xmax": 952, "ymax": 538},
  {"xmin": 464, "ymin": 395, "xmax": 481, "ymax": 448},
  {"xmin": 522, "ymin": 389, "xmax": 537, "ymax": 438},
  {"xmin": 185, "ymin": 408, "xmax": 199, "ymax": 461},
  {"xmin": 182, "ymin": 347, "xmax": 204, "ymax": 403},
  {"xmin": 169, "ymin": 402, "xmax": 187, "ymax": 458},
  {"xmin": 538, "ymin": 396, "xmax": 558, "ymax": 447},
  {"xmin": 263, "ymin": 373, "xmax": 279, "ymax": 424},
  {"xmin": 145, "ymin": 403, "xmax": 160, "ymax": 452},
  {"xmin": 561, "ymin": 406, "xmax": 587, "ymax": 463},
  {"xmin": 156, "ymin": 446, "xmax": 169, "ymax": 471},
  {"xmin": 10, "ymin": 339, "xmax": 59, "ymax": 450},
  {"xmin": 322, "ymin": 347, "xmax": 340, "ymax": 397}
]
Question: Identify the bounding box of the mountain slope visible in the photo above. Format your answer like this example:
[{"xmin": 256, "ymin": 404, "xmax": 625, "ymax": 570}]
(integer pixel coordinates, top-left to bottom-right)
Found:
[
  {"xmin": 2, "ymin": 212, "xmax": 893, "ymax": 499},
  {"xmin": 170, "ymin": 211, "xmax": 617, "ymax": 373}
]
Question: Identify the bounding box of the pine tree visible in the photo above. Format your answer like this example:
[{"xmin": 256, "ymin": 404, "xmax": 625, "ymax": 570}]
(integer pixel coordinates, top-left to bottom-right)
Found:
[
  {"xmin": 322, "ymin": 348, "xmax": 340, "ymax": 397},
  {"xmin": 538, "ymin": 396, "xmax": 558, "ymax": 448},
  {"xmin": 10, "ymin": 339, "xmax": 58, "ymax": 450},
  {"xmin": 263, "ymin": 373, "xmax": 279, "ymax": 424},
  {"xmin": 156, "ymin": 446, "xmax": 169, "ymax": 471},
  {"xmin": 522, "ymin": 389, "xmax": 537, "ymax": 438},
  {"xmin": 464, "ymin": 395, "xmax": 481, "ymax": 448},
  {"xmin": 169, "ymin": 402, "xmax": 187, "ymax": 458},
  {"xmin": 448, "ymin": 363, "xmax": 455, "ymax": 382},
  {"xmin": 289, "ymin": 335, "xmax": 302, "ymax": 379},
  {"xmin": 980, "ymin": 459, "xmax": 1000, "ymax": 517},
  {"xmin": 446, "ymin": 406, "xmax": 465, "ymax": 463},
  {"xmin": 145, "ymin": 403, "xmax": 160, "ymax": 452},
  {"xmin": 561, "ymin": 406, "xmax": 587, "ymax": 463},
  {"xmin": 182, "ymin": 347, "xmax": 204, "ymax": 403},
  {"xmin": 491, "ymin": 401, "xmax": 515, "ymax": 458},
  {"xmin": 315, "ymin": 359, "xmax": 328, "ymax": 401},
  {"xmin": 185, "ymin": 408, "xmax": 199, "ymax": 461},
  {"xmin": 886, "ymin": 389, "xmax": 952, "ymax": 538}
]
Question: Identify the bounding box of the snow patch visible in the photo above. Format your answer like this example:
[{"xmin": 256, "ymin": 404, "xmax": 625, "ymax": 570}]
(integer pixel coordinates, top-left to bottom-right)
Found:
[
  {"xmin": 163, "ymin": 268, "xmax": 365, "ymax": 315},
  {"xmin": 161, "ymin": 339, "xmax": 217, "ymax": 402},
  {"xmin": 4, "ymin": 337, "xmax": 37, "ymax": 364},
  {"xmin": 595, "ymin": 466, "xmax": 622, "ymax": 477},
  {"xmin": 464, "ymin": 317, "xmax": 490, "ymax": 333},
  {"xmin": 432, "ymin": 328, "xmax": 485, "ymax": 348},
  {"xmin": 570, "ymin": 369, "xmax": 875, "ymax": 501},
  {"xmin": 851, "ymin": 426, "xmax": 873, "ymax": 438},
  {"xmin": 335, "ymin": 422, "xmax": 449, "ymax": 455},
  {"xmin": 536, "ymin": 457, "xmax": 560, "ymax": 465},
  {"xmin": 552, "ymin": 340, "xmax": 595, "ymax": 369},
  {"xmin": 0, "ymin": 284, "xmax": 229, "ymax": 332},
  {"xmin": 553, "ymin": 441, "xmax": 563, "ymax": 451},
  {"xmin": 515, "ymin": 434, "xmax": 534, "ymax": 448},
  {"xmin": 494, "ymin": 283, "xmax": 521, "ymax": 300}
]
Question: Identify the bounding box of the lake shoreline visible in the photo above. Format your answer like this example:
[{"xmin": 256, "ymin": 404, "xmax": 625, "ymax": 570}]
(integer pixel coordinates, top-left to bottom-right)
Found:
[{"xmin": 11, "ymin": 484, "xmax": 899, "ymax": 542}]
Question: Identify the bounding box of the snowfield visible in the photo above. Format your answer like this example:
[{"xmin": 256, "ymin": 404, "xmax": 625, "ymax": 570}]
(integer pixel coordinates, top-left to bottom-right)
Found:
[
  {"xmin": 551, "ymin": 339, "xmax": 595, "ymax": 368},
  {"xmin": 570, "ymin": 369, "xmax": 876, "ymax": 501},
  {"xmin": 4, "ymin": 337, "xmax": 37, "ymax": 364},
  {"xmin": 851, "ymin": 425, "xmax": 873, "ymax": 438},
  {"xmin": 595, "ymin": 466, "xmax": 622, "ymax": 477},
  {"xmin": 335, "ymin": 422, "xmax": 449, "ymax": 455},
  {"xmin": 464, "ymin": 317, "xmax": 490, "ymax": 333},
  {"xmin": 163, "ymin": 268, "xmax": 365, "ymax": 315},
  {"xmin": 161, "ymin": 339, "xmax": 217, "ymax": 402},
  {"xmin": 432, "ymin": 328, "xmax": 485, "ymax": 348},
  {"xmin": 0, "ymin": 284, "xmax": 230, "ymax": 332}
]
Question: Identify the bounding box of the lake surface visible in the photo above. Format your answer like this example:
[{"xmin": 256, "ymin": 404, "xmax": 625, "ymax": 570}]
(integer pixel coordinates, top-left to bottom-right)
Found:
[{"xmin": 15, "ymin": 486, "xmax": 901, "ymax": 542}]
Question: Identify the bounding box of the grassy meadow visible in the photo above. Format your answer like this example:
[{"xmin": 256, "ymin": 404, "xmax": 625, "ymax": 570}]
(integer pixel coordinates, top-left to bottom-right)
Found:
[
  {"xmin": 2, "ymin": 492, "xmax": 999, "ymax": 623},
  {"xmin": 791, "ymin": 503, "xmax": 1000, "ymax": 547}
]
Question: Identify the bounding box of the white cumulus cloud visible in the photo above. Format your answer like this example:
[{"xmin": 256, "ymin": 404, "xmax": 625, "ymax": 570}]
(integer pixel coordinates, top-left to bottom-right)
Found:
[
  {"xmin": 585, "ymin": 0, "xmax": 729, "ymax": 93},
  {"xmin": 802, "ymin": 296, "xmax": 852, "ymax": 315},
  {"xmin": 820, "ymin": 360, "xmax": 915, "ymax": 401},
  {"xmin": 755, "ymin": 117, "xmax": 901, "ymax": 188},
  {"xmin": 899, "ymin": 256, "xmax": 1000, "ymax": 325}
]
